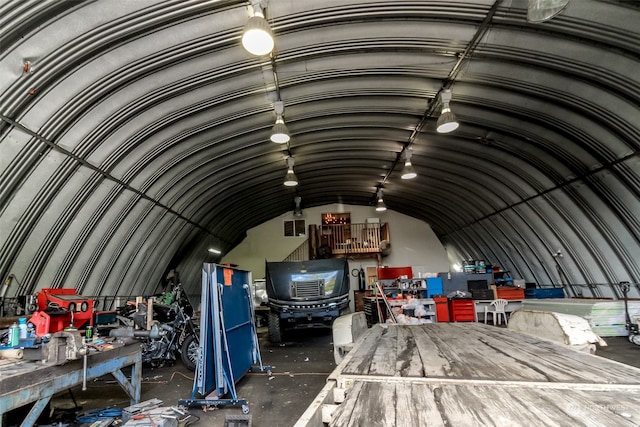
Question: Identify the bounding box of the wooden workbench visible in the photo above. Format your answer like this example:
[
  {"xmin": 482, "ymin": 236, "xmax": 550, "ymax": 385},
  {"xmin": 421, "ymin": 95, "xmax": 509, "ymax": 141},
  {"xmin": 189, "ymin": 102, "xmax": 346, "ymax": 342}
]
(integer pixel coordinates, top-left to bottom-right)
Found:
[
  {"xmin": 0, "ymin": 341, "xmax": 141, "ymax": 427},
  {"xmin": 296, "ymin": 323, "xmax": 640, "ymax": 426}
]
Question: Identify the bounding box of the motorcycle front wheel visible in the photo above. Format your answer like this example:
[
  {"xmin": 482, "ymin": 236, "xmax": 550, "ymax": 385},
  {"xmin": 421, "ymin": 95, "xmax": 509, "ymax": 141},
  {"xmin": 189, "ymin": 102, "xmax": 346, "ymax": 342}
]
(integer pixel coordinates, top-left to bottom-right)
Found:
[{"xmin": 180, "ymin": 334, "xmax": 199, "ymax": 371}]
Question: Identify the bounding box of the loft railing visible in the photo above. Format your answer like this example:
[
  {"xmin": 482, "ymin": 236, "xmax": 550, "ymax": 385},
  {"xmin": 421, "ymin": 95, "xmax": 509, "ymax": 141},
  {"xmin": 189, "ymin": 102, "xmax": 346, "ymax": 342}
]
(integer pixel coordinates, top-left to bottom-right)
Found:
[{"xmin": 316, "ymin": 222, "xmax": 389, "ymax": 255}]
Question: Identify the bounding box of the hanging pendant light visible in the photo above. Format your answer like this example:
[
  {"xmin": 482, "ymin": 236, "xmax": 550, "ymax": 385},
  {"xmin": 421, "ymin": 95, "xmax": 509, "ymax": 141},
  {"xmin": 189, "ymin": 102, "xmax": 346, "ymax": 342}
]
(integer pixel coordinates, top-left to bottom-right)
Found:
[
  {"xmin": 375, "ymin": 189, "xmax": 387, "ymax": 212},
  {"xmin": 401, "ymin": 150, "xmax": 417, "ymax": 180},
  {"xmin": 283, "ymin": 156, "xmax": 298, "ymax": 187},
  {"xmin": 436, "ymin": 89, "xmax": 459, "ymax": 133},
  {"xmin": 270, "ymin": 101, "xmax": 290, "ymax": 143},
  {"xmin": 241, "ymin": 1, "xmax": 274, "ymax": 56},
  {"xmin": 527, "ymin": 0, "xmax": 570, "ymax": 23}
]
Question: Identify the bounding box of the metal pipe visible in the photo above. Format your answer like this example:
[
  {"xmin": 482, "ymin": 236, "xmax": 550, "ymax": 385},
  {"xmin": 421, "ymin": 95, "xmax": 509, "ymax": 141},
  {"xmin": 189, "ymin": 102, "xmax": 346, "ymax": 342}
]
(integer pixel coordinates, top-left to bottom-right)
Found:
[
  {"xmin": 82, "ymin": 345, "xmax": 88, "ymax": 391},
  {"xmin": 109, "ymin": 324, "xmax": 163, "ymax": 339}
]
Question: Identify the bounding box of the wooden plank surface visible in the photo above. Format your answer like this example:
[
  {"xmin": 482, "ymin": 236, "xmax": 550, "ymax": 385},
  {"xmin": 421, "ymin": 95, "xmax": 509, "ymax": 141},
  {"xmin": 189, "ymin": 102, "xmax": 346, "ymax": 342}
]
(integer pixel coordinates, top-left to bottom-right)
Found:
[
  {"xmin": 339, "ymin": 324, "xmax": 640, "ymax": 385},
  {"xmin": 395, "ymin": 383, "xmax": 446, "ymax": 427},
  {"xmin": 0, "ymin": 342, "xmax": 140, "ymax": 395},
  {"xmin": 409, "ymin": 325, "xmax": 452, "ymax": 377},
  {"xmin": 340, "ymin": 325, "xmax": 384, "ymax": 375},
  {"xmin": 329, "ymin": 381, "xmax": 396, "ymax": 427},
  {"xmin": 395, "ymin": 326, "xmax": 424, "ymax": 377},
  {"xmin": 329, "ymin": 382, "xmax": 640, "ymax": 426},
  {"xmin": 369, "ymin": 324, "xmax": 397, "ymax": 375},
  {"xmin": 465, "ymin": 323, "xmax": 640, "ymax": 384}
]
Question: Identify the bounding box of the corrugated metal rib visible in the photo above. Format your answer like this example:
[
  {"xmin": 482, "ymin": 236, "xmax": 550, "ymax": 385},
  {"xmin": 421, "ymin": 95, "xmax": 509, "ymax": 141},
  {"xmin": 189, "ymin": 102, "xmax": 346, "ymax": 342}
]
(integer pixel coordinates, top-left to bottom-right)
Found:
[{"xmin": 0, "ymin": 0, "xmax": 638, "ymax": 298}]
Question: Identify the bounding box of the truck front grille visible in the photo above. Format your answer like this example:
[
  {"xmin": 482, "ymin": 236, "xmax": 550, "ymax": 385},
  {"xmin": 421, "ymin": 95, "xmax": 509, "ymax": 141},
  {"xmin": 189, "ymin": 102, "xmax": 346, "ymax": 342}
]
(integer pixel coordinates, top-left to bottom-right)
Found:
[{"xmin": 292, "ymin": 280, "xmax": 324, "ymax": 298}]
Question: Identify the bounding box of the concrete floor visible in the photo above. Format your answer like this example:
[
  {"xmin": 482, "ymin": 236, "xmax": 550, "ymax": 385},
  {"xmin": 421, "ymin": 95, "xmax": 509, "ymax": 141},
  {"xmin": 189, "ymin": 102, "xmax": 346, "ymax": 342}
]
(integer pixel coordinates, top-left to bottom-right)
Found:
[
  {"xmin": 48, "ymin": 327, "xmax": 336, "ymax": 427},
  {"xmin": 37, "ymin": 328, "xmax": 640, "ymax": 427}
]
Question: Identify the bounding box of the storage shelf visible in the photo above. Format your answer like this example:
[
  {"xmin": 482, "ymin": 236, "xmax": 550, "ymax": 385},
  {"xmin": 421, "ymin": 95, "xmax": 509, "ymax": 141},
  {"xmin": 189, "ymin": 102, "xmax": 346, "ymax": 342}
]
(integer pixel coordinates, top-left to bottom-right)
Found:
[{"xmin": 364, "ymin": 297, "xmax": 437, "ymax": 324}]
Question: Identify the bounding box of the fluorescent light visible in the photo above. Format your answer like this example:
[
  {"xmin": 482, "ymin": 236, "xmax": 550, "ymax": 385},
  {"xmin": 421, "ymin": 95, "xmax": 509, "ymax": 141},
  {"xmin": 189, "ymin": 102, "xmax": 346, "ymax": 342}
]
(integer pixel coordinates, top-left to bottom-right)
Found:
[{"xmin": 208, "ymin": 248, "xmax": 221, "ymax": 254}]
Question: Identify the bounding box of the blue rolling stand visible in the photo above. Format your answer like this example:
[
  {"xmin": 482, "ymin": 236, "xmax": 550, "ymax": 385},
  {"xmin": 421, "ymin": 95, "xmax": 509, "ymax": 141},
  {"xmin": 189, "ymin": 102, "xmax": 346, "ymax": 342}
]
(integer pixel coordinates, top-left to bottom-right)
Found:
[{"xmin": 179, "ymin": 263, "xmax": 270, "ymax": 414}]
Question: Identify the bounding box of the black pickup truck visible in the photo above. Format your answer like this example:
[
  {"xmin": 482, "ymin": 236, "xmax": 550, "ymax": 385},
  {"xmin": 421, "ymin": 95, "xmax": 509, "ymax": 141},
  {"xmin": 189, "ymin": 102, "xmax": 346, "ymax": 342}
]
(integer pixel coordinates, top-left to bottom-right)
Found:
[{"xmin": 265, "ymin": 258, "xmax": 350, "ymax": 342}]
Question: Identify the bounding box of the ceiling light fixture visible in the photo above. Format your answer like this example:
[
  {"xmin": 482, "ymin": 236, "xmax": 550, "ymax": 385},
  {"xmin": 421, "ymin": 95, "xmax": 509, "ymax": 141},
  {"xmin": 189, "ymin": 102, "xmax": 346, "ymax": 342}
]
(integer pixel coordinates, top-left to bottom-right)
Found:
[
  {"xmin": 527, "ymin": 0, "xmax": 569, "ymax": 23},
  {"xmin": 294, "ymin": 196, "xmax": 303, "ymax": 217},
  {"xmin": 375, "ymin": 189, "xmax": 387, "ymax": 212},
  {"xmin": 241, "ymin": 1, "xmax": 274, "ymax": 56},
  {"xmin": 401, "ymin": 150, "xmax": 417, "ymax": 180},
  {"xmin": 283, "ymin": 156, "xmax": 298, "ymax": 187},
  {"xmin": 436, "ymin": 89, "xmax": 459, "ymax": 134},
  {"xmin": 208, "ymin": 248, "xmax": 221, "ymax": 255},
  {"xmin": 270, "ymin": 100, "xmax": 290, "ymax": 143}
]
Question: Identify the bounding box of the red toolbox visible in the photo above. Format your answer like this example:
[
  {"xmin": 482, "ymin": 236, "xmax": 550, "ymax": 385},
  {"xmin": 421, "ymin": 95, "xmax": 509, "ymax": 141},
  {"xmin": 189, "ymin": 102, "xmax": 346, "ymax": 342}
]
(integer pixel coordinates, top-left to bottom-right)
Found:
[
  {"xmin": 377, "ymin": 266, "xmax": 413, "ymax": 280},
  {"xmin": 434, "ymin": 297, "xmax": 450, "ymax": 322},
  {"xmin": 494, "ymin": 286, "xmax": 525, "ymax": 300},
  {"xmin": 448, "ymin": 298, "xmax": 475, "ymax": 322},
  {"xmin": 36, "ymin": 288, "xmax": 94, "ymax": 332}
]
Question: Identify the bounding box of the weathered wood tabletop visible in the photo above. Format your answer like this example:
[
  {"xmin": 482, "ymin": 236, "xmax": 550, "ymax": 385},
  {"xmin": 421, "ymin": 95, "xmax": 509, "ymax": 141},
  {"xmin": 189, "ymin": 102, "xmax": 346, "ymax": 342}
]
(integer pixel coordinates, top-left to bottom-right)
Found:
[{"xmin": 328, "ymin": 323, "xmax": 640, "ymax": 427}]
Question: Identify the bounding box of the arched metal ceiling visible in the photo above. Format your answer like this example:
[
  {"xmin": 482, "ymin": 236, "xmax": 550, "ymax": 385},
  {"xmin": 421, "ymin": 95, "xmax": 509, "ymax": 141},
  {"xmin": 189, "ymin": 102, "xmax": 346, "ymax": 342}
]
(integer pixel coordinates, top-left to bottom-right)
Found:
[{"xmin": 1, "ymin": 0, "xmax": 639, "ymax": 299}]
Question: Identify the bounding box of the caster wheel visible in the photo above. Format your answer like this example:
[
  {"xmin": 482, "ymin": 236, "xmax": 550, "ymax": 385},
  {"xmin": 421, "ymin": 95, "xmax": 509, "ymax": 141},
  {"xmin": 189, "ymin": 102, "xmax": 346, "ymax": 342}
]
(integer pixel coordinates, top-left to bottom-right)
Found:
[
  {"xmin": 242, "ymin": 405, "xmax": 250, "ymax": 414},
  {"xmin": 267, "ymin": 370, "xmax": 272, "ymax": 376}
]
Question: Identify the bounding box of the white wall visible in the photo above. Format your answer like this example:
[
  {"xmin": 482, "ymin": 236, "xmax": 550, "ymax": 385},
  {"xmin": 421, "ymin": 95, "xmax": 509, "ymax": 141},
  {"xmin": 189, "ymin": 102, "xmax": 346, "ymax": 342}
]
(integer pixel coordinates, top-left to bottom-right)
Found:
[{"xmin": 222, "ymin": 204, "xmax": 449, "ymax": 294}]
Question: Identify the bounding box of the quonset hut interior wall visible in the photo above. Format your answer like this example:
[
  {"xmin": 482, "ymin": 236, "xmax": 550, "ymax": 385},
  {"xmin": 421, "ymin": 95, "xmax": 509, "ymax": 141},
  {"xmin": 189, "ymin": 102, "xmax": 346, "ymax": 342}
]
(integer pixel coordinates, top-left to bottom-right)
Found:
[{"xmin": 0, "ymin": 1, "xmax": 638, "ymax": 303}]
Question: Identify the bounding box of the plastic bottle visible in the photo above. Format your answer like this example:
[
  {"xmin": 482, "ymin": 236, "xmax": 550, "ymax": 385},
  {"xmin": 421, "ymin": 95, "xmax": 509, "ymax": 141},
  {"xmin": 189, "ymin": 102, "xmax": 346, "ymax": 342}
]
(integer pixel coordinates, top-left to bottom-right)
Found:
[
  {"xmin": 8, "ymin": 322, "xmax": 19, "ymax": 347},
  {"xmin": 18, "ymin": 317, "xmax": 28, "ymax": 340}
]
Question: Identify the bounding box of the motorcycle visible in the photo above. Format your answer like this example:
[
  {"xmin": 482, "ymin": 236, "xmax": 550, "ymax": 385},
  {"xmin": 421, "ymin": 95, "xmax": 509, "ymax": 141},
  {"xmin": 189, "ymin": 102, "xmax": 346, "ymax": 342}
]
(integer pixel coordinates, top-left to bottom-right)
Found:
[{"xmin": 112, "ymin": 284, "xmax": 199, "ymax": 371}]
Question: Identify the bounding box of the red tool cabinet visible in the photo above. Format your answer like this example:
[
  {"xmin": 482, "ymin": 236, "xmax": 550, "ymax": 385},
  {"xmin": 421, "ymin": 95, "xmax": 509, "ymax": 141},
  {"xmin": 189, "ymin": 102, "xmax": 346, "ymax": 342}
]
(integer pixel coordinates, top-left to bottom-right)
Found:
[{"xmin": 448, "ymin": 298, "xmax": 475, "ymax": 322}]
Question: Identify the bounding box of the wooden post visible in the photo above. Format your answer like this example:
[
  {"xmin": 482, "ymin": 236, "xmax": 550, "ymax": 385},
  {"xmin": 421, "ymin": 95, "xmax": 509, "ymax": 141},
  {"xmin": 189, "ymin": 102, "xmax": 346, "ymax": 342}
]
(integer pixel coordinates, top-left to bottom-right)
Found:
[
  {"xmin": 135, "ymin": 296, "xmax": 143, "ymax": 329},
  {"xmin": 146, "ymin": 297, "xmax": 154, "ymax": 331}
]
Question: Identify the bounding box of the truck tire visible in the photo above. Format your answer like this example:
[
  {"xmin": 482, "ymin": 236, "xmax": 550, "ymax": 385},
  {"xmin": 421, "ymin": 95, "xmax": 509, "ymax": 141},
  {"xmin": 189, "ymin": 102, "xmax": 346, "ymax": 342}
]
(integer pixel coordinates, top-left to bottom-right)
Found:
[{"xmin": 268, "ymin": 311, "xmax": 282, "ymax": 343}]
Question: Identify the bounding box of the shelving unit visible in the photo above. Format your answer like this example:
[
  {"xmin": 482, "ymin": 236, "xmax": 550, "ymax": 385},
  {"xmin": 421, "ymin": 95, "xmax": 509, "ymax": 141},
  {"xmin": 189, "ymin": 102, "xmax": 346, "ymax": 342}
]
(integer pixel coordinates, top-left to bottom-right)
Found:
[
  {"xmin": 491, "ymin": 270, "xmax": 512, "ymax": 285},
  {"xmin": 391, "ymin": 298, "xmax": 436, "ymax": 320},
  {"xmin": 370, "ymin": 267, "xmax": 440, "ymax": 324},
  {"xmin": 363, "ymin": 296, "xmax": 437, "ymax": 324},
  {"xmin": 378, "ymin": 278, "xmax": 428, "ymax": 299}
]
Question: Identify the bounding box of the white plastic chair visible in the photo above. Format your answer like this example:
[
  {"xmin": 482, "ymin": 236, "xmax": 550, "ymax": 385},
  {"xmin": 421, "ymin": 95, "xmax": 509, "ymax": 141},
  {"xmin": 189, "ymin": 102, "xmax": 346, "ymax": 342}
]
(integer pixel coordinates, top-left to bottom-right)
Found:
[{"xmin": 484, "ymin": 299, "xmax": 509, "ymax": 325}]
